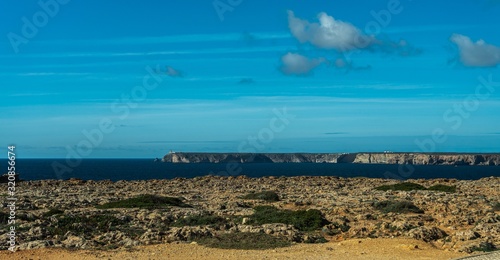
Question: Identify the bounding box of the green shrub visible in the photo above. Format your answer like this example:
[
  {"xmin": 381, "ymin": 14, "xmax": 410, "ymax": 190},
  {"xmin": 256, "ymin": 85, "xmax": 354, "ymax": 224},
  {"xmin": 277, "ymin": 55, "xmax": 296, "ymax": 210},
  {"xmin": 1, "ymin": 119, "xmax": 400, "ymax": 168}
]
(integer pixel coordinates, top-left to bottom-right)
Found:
[
  {"xmin": 329, "ymin": 222, "xmax": 351, "ymax": 233},
  {"xmin": 242, "ymin": 191, "xmax": 280, "ymax": 202},
  {"xmin": 427, "ymin": 184, "xmax": 456, "ymax": 193},
  {"xmin": 492, "ymin": 202, "xmax": 500, "ymax": 211},
  {"xmin": 302, "ymin": 232, "xmax": 329, "ymax": 243},
  {"xmin": 197, "ymin": 232, "xmax": 291, "ymax": 250},
  {"xmin": 47, "ymin": 214, "xmax": 124, "ymax": 238},
  {"xmin": 375, "ymin": 182, "xmax": 426, "ymax": 191},
  {"xmin": 96, "ymin": 194, "xmax": 190, "ymax": 209},
  {"xmin": 43, "ymin": 208, "xmax": 64, "ymax": 217},
  {"xmin": 247, "ymin": 206, "xmax": 329, "ymax": 231},
  {"xmin": 0, "ymin": 212, "xmax": 8, "ymax": 224},
  {"xmin": 173, "ymin": 215, "xmax": 227, "ymax": 227},
  {"xmin": 373, "ymin": 200, "xmax": 424, "ymax": 214},
  {"xmin": 471, "ymin": 242, "xmax": 497, "ymax": 252},
  {"xmin": 375, "ymin": 183, "xmax": 456, "ymax": 193}
]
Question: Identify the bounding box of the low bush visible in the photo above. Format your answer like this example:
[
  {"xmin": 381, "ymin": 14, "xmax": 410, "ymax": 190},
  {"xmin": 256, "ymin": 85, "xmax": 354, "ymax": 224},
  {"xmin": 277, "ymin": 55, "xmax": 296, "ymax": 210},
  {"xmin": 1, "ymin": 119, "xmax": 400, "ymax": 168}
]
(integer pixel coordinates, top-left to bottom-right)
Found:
[
  {"xmin": 247, "ymin": 206, "xmax": 329, "ymax": 231},
  {"xmin": 492, "ymin": 202, "xmax": 500, "ymax": 211},
  {"xmin": 0, "ymin": 212, "xmax": 8, "ymax": 224},
  {"xmin": 197, "ymin": 232, "xmax": 291, "ymax": 250},
  {"xmin": 471, "ymin": 242, "xmax": 497, "ymax": 252},
  {"xmin": 47, "ymin": 214, "xmax": 123, "ymax": 238},
  {"xmin": 302, "ymin": 231, "xmax": 329, "ymax": 243},
  {"xmin": 372, "ymin": 200, "xmax": 424, "ymax": 214},
  {"xmin": 96, "ymin": 194, "xmax": 191, "ymax": 209},
  {"xmin": 375, "ymin": 182, "xmax": 456, "ymax": 193},
  {"xmin": 329, "ymin": 222, "xmax": 351, "ymax": 233},
  {"xmin": 242, "ymin": 191, "xmax": 280, "ymax": 202}
]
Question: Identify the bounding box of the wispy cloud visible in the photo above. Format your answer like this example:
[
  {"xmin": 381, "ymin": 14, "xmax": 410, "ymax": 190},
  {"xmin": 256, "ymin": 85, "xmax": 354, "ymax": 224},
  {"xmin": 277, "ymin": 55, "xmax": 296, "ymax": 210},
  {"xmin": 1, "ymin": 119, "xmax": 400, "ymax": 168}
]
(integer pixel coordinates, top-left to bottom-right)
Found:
[
  {"xmin": 36, "ymin": 32, "xmax": 292, "ymax": 46},
  {"xmin": 185, "ymin": 76, "xmax": 248, "ymax": 82},
  {"xmin": 237, "ymin": 95, "xmax": 500, "ymax": 105},
  {"xmin": 9, "ymin": 46, "xmax": 287, "ymax": 58},
  {"xmin": 138, "ymin": 140, "xmax": 235, "ymax": 144},
  {"xmin": 9, "ymin": 92, "xmax": 61, "ymax": 97},
  {"xmin": 155, "ymin": 66, "xmax": 184, "ymax": 77},
  {"xmin": 375, "ymin": 37, "xmax": 423, "ymax": 57},
  {"xmin": 301, "ymin": 83, "xmax": 433, "ymax": 90},
  {"xmin": 324, "ymin": 132, "xmax": 348, "ymax": 135},
  {"xmin": 280, "ymin": 52, "xmax": 325, "ymax": 76},
  {"xmin": 17, "ymin": 72, "xmax": 90, "ymax": 76}
]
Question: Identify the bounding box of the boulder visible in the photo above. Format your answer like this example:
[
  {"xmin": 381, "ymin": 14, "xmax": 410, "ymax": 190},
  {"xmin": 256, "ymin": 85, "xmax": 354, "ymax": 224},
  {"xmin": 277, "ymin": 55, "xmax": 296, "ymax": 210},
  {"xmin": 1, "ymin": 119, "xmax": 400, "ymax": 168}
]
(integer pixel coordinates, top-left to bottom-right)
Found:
[{"xmin": 406, "ymin": 226, "xmax": 447, "ymax": 242}]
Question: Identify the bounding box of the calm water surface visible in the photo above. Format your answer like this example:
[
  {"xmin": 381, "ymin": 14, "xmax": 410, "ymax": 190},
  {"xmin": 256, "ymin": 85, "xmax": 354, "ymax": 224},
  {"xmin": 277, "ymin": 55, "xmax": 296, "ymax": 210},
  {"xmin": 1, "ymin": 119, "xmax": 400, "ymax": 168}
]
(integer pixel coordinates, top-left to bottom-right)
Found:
[{"xmin": 2, "ymin": 159, "xmax": 499, "ymax": 181}]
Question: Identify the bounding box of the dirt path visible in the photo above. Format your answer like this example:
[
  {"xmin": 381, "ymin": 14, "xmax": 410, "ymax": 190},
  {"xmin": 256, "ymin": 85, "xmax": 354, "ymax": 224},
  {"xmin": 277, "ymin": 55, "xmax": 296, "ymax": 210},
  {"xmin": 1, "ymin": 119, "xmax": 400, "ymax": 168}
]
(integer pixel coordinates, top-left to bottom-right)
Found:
[{"xmin": 1, "ymin": 238, "xmax": 468, "ymax": 260}]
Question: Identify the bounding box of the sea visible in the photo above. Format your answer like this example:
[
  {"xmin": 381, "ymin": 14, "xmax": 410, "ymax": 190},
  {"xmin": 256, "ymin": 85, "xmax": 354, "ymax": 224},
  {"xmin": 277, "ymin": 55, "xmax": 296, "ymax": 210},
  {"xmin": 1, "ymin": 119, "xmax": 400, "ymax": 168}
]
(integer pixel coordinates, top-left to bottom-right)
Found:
[{"xmin": 2, "ymin": 159, "xmax": 500, "ymax": 181}]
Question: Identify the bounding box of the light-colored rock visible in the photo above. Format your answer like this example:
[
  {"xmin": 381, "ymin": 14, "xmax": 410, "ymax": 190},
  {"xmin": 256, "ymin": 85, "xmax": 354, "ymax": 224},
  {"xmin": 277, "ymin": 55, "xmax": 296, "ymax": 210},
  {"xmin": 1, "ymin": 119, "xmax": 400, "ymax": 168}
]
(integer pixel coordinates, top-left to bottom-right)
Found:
[
  {"xmin": 406, "ymin": 227, "xmax": 448, "ymax": 242},
  {"xmin": 62, "ymin": 236, "xmax": 84, "ymax": 248}
]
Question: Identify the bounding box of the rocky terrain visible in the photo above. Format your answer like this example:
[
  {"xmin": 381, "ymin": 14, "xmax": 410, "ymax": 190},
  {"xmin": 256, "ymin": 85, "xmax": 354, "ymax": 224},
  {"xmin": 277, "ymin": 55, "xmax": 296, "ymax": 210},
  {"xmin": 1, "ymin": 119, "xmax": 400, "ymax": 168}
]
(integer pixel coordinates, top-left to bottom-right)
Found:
[
  {"xmin": 1, "ymin": 176, "xmax": 499, "ymax": 255},
  {"xmin": 0, "ymin": 238, "xmax": 470, "ymax": 260},
  {"xmin": 163, "ymin": 152, "xmax": 500, "ymax": 166}
]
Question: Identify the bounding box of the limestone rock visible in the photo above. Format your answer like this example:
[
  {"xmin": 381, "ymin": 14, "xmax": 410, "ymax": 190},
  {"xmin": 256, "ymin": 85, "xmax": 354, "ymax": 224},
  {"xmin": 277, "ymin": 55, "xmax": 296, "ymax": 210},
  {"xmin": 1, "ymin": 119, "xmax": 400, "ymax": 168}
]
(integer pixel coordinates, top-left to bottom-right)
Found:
[{"xmin": 406, "ymin": 227, "xmax": 447, "ymax": 242}]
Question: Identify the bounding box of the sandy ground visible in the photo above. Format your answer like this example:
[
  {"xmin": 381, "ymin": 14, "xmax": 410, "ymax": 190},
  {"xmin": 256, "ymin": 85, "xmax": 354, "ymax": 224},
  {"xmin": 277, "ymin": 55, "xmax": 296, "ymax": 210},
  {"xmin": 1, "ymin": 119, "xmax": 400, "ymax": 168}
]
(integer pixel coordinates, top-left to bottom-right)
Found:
[{"xmin": 0, "ymin": 238, "xmax": 468, "ymax": 260}]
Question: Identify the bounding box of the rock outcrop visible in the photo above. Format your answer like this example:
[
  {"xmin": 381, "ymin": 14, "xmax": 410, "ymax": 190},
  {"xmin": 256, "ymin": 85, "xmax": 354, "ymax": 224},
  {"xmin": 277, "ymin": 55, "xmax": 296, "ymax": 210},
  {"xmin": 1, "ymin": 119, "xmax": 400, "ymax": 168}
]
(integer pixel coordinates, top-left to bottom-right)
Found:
[
  {"xmin": 162, "ymin": 152, "xmax": 500, "ymax": 166},
  {"xmin": 351, "ymin": 153, "xmax": 500, "ymax": 165}
]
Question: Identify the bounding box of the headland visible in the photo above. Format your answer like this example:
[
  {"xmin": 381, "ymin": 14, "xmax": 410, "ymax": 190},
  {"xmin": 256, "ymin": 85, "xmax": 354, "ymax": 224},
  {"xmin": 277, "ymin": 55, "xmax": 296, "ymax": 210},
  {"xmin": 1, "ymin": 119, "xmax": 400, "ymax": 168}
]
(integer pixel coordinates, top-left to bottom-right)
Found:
[{"xmin": 163, "ymin": 152, "xmax": 500, "ymax": 166}]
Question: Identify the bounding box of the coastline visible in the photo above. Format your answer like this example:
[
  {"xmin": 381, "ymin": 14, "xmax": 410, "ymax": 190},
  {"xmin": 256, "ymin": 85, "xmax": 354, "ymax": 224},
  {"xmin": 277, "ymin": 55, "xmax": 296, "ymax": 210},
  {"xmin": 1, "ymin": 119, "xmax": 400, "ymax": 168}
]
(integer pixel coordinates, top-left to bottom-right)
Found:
[{"xmin": 162, "ymin": 152, "xmax": 500, "ymax": 166}]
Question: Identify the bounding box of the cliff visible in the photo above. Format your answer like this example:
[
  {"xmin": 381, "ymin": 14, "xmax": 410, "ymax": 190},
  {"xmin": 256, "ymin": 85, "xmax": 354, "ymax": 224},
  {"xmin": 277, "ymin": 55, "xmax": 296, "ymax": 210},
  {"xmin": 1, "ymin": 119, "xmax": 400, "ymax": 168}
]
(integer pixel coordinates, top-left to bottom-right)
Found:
[
  {"xmin": 162, "ymin": 152, "xmax": 500, "ymax": 166},
  {"xmin": 163, "ymin": 153, "xmax": 342, "ymax": 163}
]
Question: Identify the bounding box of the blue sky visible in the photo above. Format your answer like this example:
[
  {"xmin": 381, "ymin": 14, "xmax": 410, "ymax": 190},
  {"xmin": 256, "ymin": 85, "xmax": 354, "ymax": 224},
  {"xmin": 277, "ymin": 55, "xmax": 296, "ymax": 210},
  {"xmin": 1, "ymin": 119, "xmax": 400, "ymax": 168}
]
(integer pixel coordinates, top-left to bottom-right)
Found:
[{"xmin": 1, "ymin": 0, "xmax": 500, "ymax": 158}]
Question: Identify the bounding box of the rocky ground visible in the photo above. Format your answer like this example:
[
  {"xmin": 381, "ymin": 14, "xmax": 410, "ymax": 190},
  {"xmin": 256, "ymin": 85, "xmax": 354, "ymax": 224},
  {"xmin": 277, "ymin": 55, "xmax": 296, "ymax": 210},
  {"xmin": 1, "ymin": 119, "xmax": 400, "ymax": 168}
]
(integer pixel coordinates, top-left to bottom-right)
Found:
[
  {"xmin": 1, "ymin": 176, "xmax": 499, "ymax": 256},
  {"xmin": 0, "ymin": 238, "xmax": 469, "ymax": 259}
]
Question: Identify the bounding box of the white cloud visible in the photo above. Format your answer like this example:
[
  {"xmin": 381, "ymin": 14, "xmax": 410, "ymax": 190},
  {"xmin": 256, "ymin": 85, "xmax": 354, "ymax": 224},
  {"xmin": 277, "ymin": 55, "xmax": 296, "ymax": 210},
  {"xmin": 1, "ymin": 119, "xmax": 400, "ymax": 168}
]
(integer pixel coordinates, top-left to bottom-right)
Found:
[
  {"xmin": 280, "ymin": 52, "xmax": 325, "ymax": 75},
  {"xmin": 287, "ymin": 10, "xmax": 374, "ymax": 51},
  {"xmin": 450, "ymin": 34, "xmax": 500, "ymax": 67},
  {"xmin": 17, "ymin": 72, "xmax": 89, "ymax": 76}
]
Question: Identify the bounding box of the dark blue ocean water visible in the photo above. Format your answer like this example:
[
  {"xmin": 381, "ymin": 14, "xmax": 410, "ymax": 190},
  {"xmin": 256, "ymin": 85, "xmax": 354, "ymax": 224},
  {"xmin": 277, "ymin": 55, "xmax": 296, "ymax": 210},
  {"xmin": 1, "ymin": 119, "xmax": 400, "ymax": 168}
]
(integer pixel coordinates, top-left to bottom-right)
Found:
[{"xmin": 1, "ymin": 159, "xmax": 499, "ymax": 181}]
